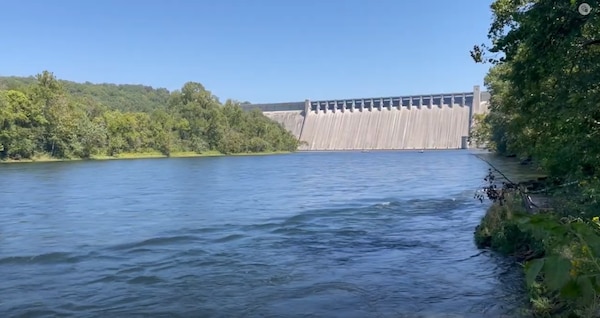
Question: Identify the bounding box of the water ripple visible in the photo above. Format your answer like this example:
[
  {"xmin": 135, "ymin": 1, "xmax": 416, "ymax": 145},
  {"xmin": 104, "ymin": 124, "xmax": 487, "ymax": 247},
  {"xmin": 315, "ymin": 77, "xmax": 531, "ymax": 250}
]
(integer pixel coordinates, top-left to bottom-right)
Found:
[
  {"xmin": 0, "ymin": 151, "xmax": 527, "ymax": 317},
  {"xmin": 108, "ymin": 235, "xmax": 201, "ymax": 251},
  {"xmin": 0, "ymin": 252, "xmax": 81, "ymax": 265}
]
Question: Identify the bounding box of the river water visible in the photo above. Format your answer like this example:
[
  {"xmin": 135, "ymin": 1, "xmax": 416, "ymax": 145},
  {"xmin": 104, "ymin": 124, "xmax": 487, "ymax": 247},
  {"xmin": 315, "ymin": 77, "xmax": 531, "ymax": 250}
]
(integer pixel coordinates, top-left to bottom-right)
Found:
[{"xmin": 0, "ymin": 151, "xmax": 526, "ymax": 317}]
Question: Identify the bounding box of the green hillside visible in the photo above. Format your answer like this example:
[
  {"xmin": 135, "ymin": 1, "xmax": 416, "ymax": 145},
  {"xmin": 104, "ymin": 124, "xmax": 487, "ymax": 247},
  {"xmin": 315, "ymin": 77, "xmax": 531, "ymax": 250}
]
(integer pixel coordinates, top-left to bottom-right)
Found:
[{"xmin": 0, "ymin": 76, "xmax": 170, "ymax": 112}]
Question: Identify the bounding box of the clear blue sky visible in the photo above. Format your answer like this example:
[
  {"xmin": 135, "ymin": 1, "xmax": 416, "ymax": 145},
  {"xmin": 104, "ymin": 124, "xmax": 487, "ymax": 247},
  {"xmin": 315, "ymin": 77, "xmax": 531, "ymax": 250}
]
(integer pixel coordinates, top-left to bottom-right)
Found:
[{"xmin": 0, "ymin": 0, "xmax": 494, "ymax": 103}]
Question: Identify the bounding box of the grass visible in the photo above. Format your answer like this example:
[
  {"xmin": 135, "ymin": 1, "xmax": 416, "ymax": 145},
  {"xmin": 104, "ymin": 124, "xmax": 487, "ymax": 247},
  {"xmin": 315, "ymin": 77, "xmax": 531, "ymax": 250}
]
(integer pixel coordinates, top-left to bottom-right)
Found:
[
  {"xmin": 0, "ymin": 153, "xmax": 81, "ymax": 163},
  {"xmin": 0, "ymin": 150, "xmax": 293, "ymax": 164}
]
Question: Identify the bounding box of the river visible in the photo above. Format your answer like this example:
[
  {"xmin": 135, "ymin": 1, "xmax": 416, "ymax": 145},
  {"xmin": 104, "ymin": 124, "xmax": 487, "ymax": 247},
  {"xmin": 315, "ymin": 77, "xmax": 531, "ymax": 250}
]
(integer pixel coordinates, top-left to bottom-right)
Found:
[{"xmin": 0, "ymin": 151, "xmax": 526, "ymax": 317}]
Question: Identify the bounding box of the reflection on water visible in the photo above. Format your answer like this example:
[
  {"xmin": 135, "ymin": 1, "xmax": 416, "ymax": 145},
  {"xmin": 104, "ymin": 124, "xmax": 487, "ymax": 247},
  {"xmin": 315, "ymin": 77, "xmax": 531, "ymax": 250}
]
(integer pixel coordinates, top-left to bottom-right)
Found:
[{"xmin": 0, "ymin": 151, "xmax": 526, "ymax": 317}]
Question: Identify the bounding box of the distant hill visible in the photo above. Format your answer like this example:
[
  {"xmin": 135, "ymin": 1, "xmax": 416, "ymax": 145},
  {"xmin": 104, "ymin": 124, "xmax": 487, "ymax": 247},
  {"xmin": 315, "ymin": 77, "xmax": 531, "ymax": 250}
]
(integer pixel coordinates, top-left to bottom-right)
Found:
[{"xmin": 0, "ymin": 76, "xmax": 171, "ymax": 112}]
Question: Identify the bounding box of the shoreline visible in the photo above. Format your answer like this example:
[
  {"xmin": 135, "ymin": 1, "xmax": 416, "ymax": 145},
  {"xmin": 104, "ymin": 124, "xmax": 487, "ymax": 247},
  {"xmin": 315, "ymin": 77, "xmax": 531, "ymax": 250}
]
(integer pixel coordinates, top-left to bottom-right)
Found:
[
  {"xmin": 0, "ymin": 151, "xmax": 293, "ymax": 164},
  {"xmin": 0, "ymin": 148, "xmax": 490, "ymax": 164},
  {"xmin": 474, "ymin": 152, "xmax": 600, "ymax": 317}
]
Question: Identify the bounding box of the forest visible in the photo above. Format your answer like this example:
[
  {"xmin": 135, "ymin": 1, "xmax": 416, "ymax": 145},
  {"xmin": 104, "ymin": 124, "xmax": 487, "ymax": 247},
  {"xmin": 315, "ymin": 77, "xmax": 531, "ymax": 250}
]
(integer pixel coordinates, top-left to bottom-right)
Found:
[
  {"xmin": 471, "ymin": 1, "xmax": 600, "ymax": 316},
  {"xmin": 0, "ymin": 71, "xmax": 299, "ymax": 160}
]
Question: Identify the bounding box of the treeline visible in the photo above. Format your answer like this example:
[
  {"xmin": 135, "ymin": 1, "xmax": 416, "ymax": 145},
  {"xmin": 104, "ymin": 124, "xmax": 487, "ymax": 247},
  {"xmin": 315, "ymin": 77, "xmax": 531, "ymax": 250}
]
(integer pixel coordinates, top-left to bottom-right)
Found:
[
  {"xmin": 0, "ymin": 76, "xmax": 171, "ymax": 113},
  {"xmin": 471, "ymin": 1, "xmax": 600, "ymax": 316},
  {"xmin": 0, "ymin": 71, "xmax": 299, "ymax": 160}
]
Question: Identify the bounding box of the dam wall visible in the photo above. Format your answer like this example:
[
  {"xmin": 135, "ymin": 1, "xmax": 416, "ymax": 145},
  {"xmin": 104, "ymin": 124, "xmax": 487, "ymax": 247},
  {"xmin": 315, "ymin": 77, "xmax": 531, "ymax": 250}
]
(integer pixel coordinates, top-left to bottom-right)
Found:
[
  {"xmin": 262, "ymin": 110, "xmax": 305, "ymax": 138},
  {"xmin": 241, "ymin": 101, "xmax": 308, "ymax": 141},
  {"xmin": 300, "ymin": 104, "xmax": 471, "ymax": 150},
  {"xmin": 241, "ymin": 101, "xmax": 307, "ymax": 138},
  {"xmin": 242, "ymin": 86, "xmax": 489, "ymax": 151}
]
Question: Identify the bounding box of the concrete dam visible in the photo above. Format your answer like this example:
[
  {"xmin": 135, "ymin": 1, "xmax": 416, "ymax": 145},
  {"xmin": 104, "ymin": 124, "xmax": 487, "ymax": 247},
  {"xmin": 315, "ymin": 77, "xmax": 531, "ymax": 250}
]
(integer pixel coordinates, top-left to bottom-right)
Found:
[{"xmin": 242, "ymin": 86, "xmax": 490, "ymax": 151}]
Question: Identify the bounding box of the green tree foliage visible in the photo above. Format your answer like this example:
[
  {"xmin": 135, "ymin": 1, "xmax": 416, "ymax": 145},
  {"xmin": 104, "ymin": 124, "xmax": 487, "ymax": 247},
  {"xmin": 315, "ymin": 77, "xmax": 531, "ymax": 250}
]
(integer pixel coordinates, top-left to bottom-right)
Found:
[
  {"xmin": 472, "ymin": 0, "xmax": 600, "ymax": 183},
  {"xmin": 473, "ymin": 1, "xmax": 600, "ymax": 315},
  {"xmin": 0, "ymin": 90, "xmax": 47, "ymax": 159},
  {"xmin": 473, "ymin": 0, "xmax": 600, "ymax": 215},
  {"xmin": 0, "ymin": 71, "xmax": 299, "ymax": 160},
  {"xmin": 0, "ymin": 75, "xmax": 171, "ymax": 113}
]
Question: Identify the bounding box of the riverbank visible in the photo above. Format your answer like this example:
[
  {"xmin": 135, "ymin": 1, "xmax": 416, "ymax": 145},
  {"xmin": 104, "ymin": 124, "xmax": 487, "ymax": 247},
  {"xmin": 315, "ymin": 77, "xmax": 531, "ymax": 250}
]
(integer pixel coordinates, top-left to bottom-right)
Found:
[
  {"xmin": 0, "ymin": 150, "xmax": 292, "ymax": 164},
  {"xmin": 473, "ymin": 153, "xmax": 600, "ymax": 317}
]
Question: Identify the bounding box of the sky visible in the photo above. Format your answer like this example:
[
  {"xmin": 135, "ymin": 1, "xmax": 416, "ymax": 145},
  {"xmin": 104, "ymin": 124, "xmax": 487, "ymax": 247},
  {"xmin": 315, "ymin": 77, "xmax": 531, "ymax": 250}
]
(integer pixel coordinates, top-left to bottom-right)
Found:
[{"xmin": 0, "ymin": 0, "xmax": 494, "ymax": 103}]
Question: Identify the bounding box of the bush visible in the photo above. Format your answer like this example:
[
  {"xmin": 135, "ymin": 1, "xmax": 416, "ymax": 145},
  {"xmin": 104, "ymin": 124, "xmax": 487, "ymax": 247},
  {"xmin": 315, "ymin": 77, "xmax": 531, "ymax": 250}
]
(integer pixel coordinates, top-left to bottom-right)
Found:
[
  {"xmin": 474, "ymin": 193, "xmax": 544, "ymax": 259},
  {"xmin": 475, "ymin": 170, "xmax": 600, "ymax": 317}
]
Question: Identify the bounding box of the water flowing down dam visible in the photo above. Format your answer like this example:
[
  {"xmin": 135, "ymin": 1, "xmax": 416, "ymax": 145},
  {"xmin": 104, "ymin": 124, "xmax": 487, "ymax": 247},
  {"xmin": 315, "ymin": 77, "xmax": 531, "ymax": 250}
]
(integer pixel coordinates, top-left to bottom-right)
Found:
[{"xmin": 242, "ymin": 86, "xmax": 490, "ymax": 151}]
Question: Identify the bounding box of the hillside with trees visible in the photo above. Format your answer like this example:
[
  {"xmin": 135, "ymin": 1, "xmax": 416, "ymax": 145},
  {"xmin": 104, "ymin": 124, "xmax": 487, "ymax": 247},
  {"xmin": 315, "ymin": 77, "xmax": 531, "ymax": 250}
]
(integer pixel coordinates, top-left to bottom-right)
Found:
[
  {"xmin": 1, "ymin": 75, "xmax": 171, "ymax": 113},
  {"xmin": 0, "ymin": 71, "xmax": 299, "ymax": 160}
]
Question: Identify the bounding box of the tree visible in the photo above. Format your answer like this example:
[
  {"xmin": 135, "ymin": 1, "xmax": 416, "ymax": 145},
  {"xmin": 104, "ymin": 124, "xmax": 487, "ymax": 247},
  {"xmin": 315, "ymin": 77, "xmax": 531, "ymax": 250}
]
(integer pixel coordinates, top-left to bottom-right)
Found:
[
  {"xmin": 0, "ymin": 90, "xmax": 46, "ymax": 159},
  {"xmin": 472, "ymin": 0, "xmax": 600, "ymax": 181},
  {"xmin": 0, "ymin": 71, "xmax": 300, "ymax": 160}
]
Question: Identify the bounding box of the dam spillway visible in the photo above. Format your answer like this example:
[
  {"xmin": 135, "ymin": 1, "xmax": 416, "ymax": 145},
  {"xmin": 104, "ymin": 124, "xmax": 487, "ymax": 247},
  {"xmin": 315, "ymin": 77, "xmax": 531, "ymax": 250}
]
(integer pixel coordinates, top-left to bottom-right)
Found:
[
  {"xmin": 243, "ymin": 86, "xmax": 489, "ymax": 151},
  {"xmin": 301, "ymin": 105, "xmax": 471, "ymax": 150}
]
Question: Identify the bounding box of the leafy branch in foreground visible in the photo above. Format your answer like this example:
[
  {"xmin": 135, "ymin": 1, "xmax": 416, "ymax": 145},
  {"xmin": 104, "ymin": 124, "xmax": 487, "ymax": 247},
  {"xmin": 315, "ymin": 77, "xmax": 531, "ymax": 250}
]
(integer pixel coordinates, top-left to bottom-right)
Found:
[{"xmin": 474, "ymin": 168, "xmax": 512, "ymax": 205}]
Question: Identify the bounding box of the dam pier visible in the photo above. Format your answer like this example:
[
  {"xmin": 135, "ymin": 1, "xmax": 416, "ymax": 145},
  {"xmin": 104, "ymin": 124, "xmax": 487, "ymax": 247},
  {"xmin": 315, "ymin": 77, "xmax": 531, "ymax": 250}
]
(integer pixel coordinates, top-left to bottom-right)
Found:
[{"xmin": 242, "ymin": 86, "xmax": 490, "ymax": 151}]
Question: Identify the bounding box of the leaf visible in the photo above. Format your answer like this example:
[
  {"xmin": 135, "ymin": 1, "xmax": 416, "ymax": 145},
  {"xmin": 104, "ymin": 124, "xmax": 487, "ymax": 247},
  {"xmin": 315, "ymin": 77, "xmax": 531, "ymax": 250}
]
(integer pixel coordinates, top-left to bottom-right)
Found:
[
  {"xmin": 543, "ymin": 256, "xmax": 572, "ymax": 291},
  {"xmin": 525, "ymin": 258, "xmax": 545, "ymax": 286},
  {"xmin": 515, "ymin": 215, "xmax": 531, "ymax": 225},
  {"xmin": 560, "ymin": 279, "xmax": 580, "ymax": 299},
  {"xmin": 576, "ymin": 276, "xmax": 595, "ymax": 306},
  {"xmin": 587, "ymin": 240, "xmax": 600, "ymax": 259}
]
